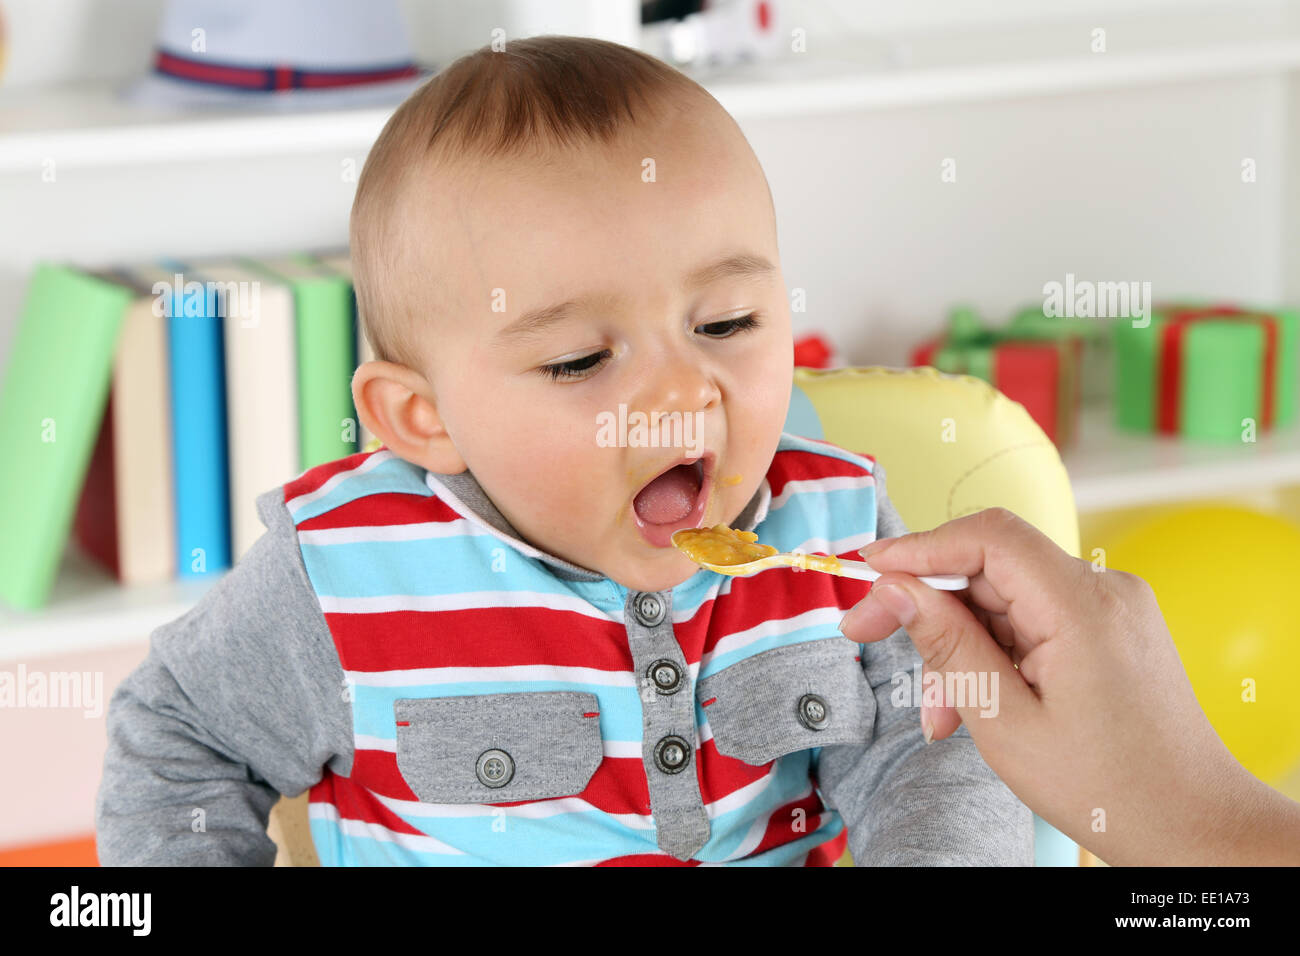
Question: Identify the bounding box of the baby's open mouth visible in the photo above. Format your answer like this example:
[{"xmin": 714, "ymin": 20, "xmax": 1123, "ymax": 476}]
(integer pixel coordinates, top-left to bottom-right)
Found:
[
  {"xmin": 630, "ymin": 452, "xmax": 715, "ymax": 548},
  {"xmin": 633, "ymin": 458, "xmax": 704, "ymax": 525}
]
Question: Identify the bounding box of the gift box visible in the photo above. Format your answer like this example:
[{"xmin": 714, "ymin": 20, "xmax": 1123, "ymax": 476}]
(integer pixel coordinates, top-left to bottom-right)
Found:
[
  {"xmin": 911, "ymin": 307, "xmax": 1082, "ymax": 448},
  {"xmin": 1006, "ymin": 305, "xmax": 1116, "ymax": 405},
  {"xmin": 1114, "ymin": 303, "xmax": 1299, "ymax": 442}
]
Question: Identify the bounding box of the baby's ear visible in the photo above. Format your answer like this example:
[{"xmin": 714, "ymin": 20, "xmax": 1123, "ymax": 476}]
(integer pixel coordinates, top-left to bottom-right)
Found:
[{"xmin": 351, "ymin": 361, "xmax": 466, "ymax": 473}]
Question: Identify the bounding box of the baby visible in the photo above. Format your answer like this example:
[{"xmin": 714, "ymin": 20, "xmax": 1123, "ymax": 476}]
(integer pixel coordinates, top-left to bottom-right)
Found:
[{"xmin": 96, "ymin": 36, "xmax": 1032, "ymax": 865}]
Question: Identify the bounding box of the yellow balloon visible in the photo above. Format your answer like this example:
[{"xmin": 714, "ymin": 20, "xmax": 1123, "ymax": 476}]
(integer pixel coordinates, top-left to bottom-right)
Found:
[{"xmin": 1103, "ymin": 505, "xmax": 1300, "ymax": 784}]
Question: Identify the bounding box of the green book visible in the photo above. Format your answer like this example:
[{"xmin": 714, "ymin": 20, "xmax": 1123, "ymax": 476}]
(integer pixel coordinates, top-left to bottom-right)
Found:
[
  {"xmin": 248, "ymin": 255, "xmax": 358, "ymax": 469},
  {"xmin": 0, "ymin": 265, "xmax": 133, "ymax": 609}
]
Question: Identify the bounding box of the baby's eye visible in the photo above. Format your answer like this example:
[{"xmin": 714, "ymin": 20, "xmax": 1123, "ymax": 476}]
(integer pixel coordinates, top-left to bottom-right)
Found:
[
  {"xmin": 539, "ymin": 349, "xmax": 612, "ymax": 382},
  {"xmin": 697, "ymin": 313, "xmax": 761, "ymax": 338}
]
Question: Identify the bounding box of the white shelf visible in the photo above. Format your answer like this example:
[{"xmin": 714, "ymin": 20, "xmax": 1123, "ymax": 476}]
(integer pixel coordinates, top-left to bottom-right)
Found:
[
  {"xmin": 5, "ymin": 6, "xmax": 1300, "ymax": 172},
  {"xmin": 0, "ymin": 545, "xmax": 216, "ymax": 664},
  {"xmin": 1065, "ymin": 405, "xmax": 1300, "ymax": 513}
]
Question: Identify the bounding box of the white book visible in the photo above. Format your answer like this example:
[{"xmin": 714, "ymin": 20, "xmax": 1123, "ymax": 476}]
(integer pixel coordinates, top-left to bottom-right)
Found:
[
  {"xmin": 93, "ymin": 267, "xmax": 178, "ymax": 585},
  {"xmin": 192, "ymin": 261, "xmax": 300, "ymax": 563}
]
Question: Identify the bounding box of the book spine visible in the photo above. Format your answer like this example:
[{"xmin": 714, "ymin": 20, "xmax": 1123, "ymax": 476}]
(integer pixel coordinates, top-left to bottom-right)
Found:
[
  {"xmin": 166, "ymin": 285, "xmax": 231, "ymax": 577},
  {"xmin": 294, "ymin": 279, "xmax": 359, "ymax": 469}
]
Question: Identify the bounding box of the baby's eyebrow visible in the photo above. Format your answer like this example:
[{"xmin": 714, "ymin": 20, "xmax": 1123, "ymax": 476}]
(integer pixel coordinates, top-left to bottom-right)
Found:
[
  {"xmin": 682, "ymin": 252, "xmax": 776, "ymax": 292},
  {"xmin": 497, "ymin": 251, "xmax": 776, "ymax": 344}
]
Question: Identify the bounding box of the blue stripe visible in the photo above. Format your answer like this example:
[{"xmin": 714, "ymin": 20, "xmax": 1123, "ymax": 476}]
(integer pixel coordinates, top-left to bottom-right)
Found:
[
  {"xmin": 301, "ymin": 537, "xmax": 577, "ymax": 598},
  {"xmin": 288, "ymin": 454, "xmax": 432, "ymax": 523}
]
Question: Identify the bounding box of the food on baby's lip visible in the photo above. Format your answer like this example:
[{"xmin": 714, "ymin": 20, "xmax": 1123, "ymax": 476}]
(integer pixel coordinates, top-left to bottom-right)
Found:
[{"xmin": 672, "ymin": 525, "xmax": 778, "ymax": 567}]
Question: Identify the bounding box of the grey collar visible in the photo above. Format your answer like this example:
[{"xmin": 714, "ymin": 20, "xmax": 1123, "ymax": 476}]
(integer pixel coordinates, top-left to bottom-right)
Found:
[{"xmin": 425, "ymin": 468, "xmax": 771, "ymax": 583}]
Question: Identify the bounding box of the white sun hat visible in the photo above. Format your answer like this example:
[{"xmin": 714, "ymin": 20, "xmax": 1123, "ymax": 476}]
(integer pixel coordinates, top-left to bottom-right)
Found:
[{"xmin": 125, "ymin": 0, "xmax": 429, "ymax": 110}]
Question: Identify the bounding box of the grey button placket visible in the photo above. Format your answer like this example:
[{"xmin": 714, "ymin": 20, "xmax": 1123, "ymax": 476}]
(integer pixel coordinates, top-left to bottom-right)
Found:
[{"xmin": 625, "ymin": 589, "xmax": 710, "ymax": 861}]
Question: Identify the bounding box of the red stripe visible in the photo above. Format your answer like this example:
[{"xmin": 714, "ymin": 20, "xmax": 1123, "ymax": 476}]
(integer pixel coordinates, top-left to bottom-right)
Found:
[
  {"xmin": 747, "ymin": 787, "xmax": 828, "ymax": 857},
  {"xmin": 296, "ymin": 491, "xmax": 456, "ymax": 531},
  {"xmin": 154, "ymin": 51, "xmax": 268, "ymax": 88},
  {"xmin": 328, "ymin": 607, "xmax": 634, "ymax": 672},
  {"xmin": 596, "ymin": 854, "xmax": 700, "ymax": 866},
  {"xmin": 766, "ymin": 447, "xmax": 874, "ymax": 500},
  {"xmin": 155, "ymin": 51, "xmax": 419, "ymax": 91}
]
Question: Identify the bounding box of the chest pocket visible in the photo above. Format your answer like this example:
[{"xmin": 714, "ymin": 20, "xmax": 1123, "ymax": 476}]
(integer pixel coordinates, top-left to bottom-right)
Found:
[
  {"xmin": 394, "ymin": 691, "xmax": 603, "ymax": 804},
  {"xmin": 697, "ymin": 636, "xmax": 877, "ymax": 765}
]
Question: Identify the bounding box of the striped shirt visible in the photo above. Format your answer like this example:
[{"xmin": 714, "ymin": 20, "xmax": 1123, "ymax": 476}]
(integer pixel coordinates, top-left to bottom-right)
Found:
[{"xmin": 288, "ymin": 431, "xmax": 885, "ymax": 865}]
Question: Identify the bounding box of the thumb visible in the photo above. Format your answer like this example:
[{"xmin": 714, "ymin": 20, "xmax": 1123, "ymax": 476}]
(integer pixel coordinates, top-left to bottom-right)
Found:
[{"xmin": 860, "ymin": 572, "xmax": 1037, "ymax": 732}]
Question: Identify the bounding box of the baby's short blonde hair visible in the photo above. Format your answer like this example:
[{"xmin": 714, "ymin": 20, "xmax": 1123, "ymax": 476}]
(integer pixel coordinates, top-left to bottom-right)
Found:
[{"xmin": 349, "ymin": 36, "xmax": 712, "ymax": 372}]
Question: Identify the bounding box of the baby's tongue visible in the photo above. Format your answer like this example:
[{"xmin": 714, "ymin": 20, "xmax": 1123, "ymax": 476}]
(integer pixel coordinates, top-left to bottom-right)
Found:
[{"xmin": 633, "ymin": 463, "xmax": 700, "ymax": 525}]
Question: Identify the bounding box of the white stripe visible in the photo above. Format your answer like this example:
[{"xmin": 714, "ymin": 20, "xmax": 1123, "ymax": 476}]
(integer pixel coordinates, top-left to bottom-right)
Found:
[
  {"xmin": 700, "ymin": 605, "xmax": 845, "ymax": 670},
  {"xmin": 319, "ymin": 589, "xmax": 622, "ymax": 622},
  {"xmin": 355, "ymin": 734, "xmax": 643, "ymax": 760},
  {"xmin": 309, "ymin": 800, "xmax": 466, "ymax": 855},
  {"xmin": 345, "ymin": 663, "xmax": 639, "ymax": 688},
  {"xmin": 298, "ymin": 518, "xmax": 491, "ymax": 546},
  {"xmin": 769, "ymin": 473, "xmax": 874, "ymax": 512},
  {"xmin": 286, "ymin": 449, "xmax": 395, "ymax": 515},
  {"xmin": 374, "ymin": 790, "xmax": 657, "ymax": 828}
]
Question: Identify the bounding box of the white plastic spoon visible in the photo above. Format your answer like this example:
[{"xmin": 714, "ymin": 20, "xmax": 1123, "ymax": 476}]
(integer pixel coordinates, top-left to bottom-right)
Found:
[{"xmin": 671, "ymin": 529, "xmax": 969, "ymax": 591}]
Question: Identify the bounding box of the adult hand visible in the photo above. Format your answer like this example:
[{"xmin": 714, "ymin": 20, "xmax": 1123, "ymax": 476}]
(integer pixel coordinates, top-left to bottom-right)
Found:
[{"xmin": 838, "ymin": 507, "xmax": 1300, "ymax": 866}]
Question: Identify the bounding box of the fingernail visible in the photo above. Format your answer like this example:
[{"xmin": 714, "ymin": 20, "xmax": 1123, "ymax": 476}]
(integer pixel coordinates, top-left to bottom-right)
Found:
[
  {"xmin": 859, "ymin": 538, "xmax": 895, "ymax": 558},
  {"xmin": 838, "ymin": 601, "xmax": 867, "ymax": 638},
  {"xmin": 922, "ymin": 712, "xmax": 935, "ymax": 745},
  {"xmin": 872, "ymin": 583, "xmax": 917, "ymax": 628}
]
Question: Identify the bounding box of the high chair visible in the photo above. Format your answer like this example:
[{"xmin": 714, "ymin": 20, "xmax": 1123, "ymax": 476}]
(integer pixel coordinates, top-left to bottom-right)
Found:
[{"xmin": 267, "ymin": 365, "xmax": 1081, "ymax": 867}]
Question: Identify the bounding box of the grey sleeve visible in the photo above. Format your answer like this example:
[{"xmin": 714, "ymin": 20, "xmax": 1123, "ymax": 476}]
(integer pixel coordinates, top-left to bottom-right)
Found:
[
  {"xmin": 815, "ymin": 461, "xmax": 1035, "ymax": 866},
  {"xmin": 94, "ymin": 488, "xmax": 354, "ymax": 866}
]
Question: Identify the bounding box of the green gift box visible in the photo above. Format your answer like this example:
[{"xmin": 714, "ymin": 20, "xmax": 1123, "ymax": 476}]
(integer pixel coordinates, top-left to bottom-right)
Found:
[{"xmin": 1114, "ymin": 303, "xmax": 1299, "ymax": 442}]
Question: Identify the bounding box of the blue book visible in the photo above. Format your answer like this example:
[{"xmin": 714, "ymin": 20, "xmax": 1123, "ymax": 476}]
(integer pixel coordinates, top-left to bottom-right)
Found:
[{"xmin": 152, "ymin": 262, "xmax": 231, "ymax": 578}]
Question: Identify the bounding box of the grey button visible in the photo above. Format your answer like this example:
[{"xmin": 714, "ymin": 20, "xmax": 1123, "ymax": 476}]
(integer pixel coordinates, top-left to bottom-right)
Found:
[
  {"xmin": 476, "ymin": 748, "xmax": 514, "ymax": 788},
  {"xmin": 797, "ymin": 694, "xmax": 830, "ymax": 731},
  {"xmin": 648, "ymin": 659, "xmax": 682, "ymax": 695},
  {"xmin": 654, "ymin": 734, "xmax": 691, "ymax": 774},
  {"xmin": 633, "ymin": 592, "xmax": 666, "ymax": 627}
]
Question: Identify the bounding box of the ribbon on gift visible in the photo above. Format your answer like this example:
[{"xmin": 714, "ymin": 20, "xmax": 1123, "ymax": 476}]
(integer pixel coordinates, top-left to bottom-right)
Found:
[{"xmin": 1156, "ymin": 305, "xmax": 1278, "ymax": 434}]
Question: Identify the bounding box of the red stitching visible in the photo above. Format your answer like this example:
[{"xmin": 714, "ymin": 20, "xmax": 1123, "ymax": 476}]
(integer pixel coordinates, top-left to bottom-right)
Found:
[
  {"xmin": 395, "ymin": 721, "xmax": 410, "ymax": 726},
  {"xmin": 582, "ymin": 712, "xmax": 599, "ymax": 718},
  {"xmin": 702, "ymin": 697, "xmax": 717, "ymax": 707}
]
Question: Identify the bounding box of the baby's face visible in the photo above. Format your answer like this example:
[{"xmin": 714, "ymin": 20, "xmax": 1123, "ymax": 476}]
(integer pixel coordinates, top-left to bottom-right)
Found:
[{"xmin": 400, "ymin": 102, "xmax": 791, "ymax": 592}]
